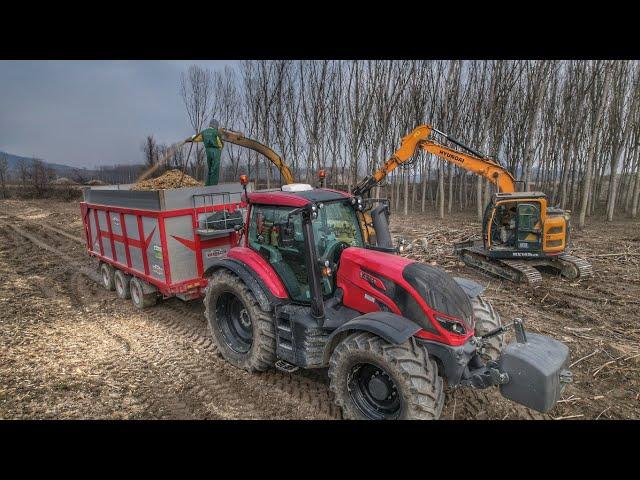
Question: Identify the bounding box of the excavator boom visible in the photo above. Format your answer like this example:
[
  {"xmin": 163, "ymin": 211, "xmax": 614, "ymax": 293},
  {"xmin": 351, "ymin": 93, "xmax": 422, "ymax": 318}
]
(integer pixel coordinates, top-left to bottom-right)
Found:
[{"xmin": 352, "ymin": 125, "xmax": 516, "ymax": 196}]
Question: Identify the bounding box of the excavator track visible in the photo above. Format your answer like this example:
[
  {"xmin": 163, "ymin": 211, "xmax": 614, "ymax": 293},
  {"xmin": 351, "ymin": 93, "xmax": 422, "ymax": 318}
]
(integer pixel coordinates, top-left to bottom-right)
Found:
[
  {"xmin": 554, "ymin": 254, "xmax": 594, "ymax": 280},
  {"xmin": 456, "ymin": 245, "xmax": 543, "ymax": 285},
  {"xmin": 455, "ymin": 242, "xmax": 593, "ymax": 284}
]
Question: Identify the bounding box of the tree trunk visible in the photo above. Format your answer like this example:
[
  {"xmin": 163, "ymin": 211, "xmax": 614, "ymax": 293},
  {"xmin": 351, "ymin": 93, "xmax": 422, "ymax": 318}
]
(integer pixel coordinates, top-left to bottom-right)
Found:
[
  {"xmin": 579, "ymin": 63, "xmax": 612, "ymax": 229},
  {"xmin": 438, "ymin": 160, "xmax": 445, "ymax": 219}
]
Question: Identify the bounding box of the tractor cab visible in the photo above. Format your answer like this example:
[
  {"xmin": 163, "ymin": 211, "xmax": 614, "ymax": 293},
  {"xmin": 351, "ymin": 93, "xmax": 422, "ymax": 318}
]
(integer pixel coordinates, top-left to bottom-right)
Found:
[{"xmin": 244, "ymin": 184, "xmax": 365, "ymax": 304}]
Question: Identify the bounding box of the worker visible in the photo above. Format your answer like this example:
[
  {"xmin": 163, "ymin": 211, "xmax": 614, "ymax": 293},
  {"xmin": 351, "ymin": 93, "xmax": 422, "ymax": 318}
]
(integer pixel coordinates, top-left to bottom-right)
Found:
[
  {"xmin": 200, "ymin": 118, "xmax": 224, "ymax": 186},
  {"xmin": 500, "ymin": 205, "xmax": 517, "ymax": 245}
]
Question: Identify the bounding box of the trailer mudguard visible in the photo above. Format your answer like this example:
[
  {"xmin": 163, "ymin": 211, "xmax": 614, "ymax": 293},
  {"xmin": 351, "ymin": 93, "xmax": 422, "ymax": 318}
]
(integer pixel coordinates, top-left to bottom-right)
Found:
[
  {"xmin": 453, "ymin": 277, "xmax": 485, "ymax": 299},
  {"xmin": 328, "ymin": 312, "xmax": 421, "ymax": 345},
  {"xmin": 206, "ymin": 258, "xmax": 286, "ymax": 312}
]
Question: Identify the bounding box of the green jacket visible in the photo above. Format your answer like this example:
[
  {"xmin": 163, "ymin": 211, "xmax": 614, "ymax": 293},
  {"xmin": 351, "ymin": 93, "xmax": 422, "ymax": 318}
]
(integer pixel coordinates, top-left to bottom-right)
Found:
[{"xmin": 200, "ymin": 127, "xmax": 224, "ymax": 186}]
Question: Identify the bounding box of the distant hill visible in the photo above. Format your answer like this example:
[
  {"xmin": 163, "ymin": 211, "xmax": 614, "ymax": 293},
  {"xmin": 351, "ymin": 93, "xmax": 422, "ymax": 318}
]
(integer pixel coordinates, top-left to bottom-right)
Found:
[{"xmin": 0, "ymin": 150, "xmax": 94, "ymax": 178}]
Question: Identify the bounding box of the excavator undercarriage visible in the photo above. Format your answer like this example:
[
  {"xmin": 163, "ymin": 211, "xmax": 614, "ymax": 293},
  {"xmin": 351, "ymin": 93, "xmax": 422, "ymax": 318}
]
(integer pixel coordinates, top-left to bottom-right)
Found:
[{"xmin": 454, "ymin": 240, "xmax": 593, "ymax": 285}]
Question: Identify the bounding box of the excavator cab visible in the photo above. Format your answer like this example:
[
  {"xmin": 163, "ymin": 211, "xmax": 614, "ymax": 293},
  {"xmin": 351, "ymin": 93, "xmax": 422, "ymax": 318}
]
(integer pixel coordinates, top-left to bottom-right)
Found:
[{"xmin": 484, "ymin": 193, "xmax": 547, "ymax": 255}]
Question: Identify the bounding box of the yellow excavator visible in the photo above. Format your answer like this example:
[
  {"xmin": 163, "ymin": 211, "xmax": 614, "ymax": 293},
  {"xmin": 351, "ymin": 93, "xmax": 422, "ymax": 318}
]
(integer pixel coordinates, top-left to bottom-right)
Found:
[{"xmin": 353, "ymin": 125, "xmax": 593, "ymax": 284}]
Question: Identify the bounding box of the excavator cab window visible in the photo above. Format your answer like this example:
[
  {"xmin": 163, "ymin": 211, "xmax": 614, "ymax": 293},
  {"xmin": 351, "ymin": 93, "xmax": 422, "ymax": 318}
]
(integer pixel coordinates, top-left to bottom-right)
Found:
[
  {"xmin": 488, "ymin": 202, "xmax": 518, "ymax": 248},
  {"xmin": 515, "ymin": 202, "xmax": 542, "ymax": 250}
]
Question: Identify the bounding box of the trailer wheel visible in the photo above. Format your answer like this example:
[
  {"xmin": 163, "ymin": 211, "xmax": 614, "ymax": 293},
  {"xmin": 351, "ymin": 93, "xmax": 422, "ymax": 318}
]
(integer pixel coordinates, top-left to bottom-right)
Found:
[
  {"xmin": 328, "ymin": 332, "xmax": 444, "ymax": 420},
  {"xmin": 114, "ymin": 270, "xmax": 131, "ymax": 300},
  {"xmin": 204, "ymin": 270, "xmax": 276, "ymax": 372},
  {"xmin": 472, "ymin": 295, "xmax": 503, "ymax": 361},
  {"xmin": 130, "ymin": 277, "xmax": 157, "ymax": 309},
  {"xmin": 100, "ymin": 263, "xmax": 115, "ymax": 291}
]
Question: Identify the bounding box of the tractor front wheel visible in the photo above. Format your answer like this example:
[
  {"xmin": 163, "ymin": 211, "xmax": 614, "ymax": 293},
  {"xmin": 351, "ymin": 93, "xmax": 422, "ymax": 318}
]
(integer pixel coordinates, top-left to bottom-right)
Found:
[
  {"xmin": 204, "ymin": 270, "xmax": 276, "ymax": 372},
  {"xmin": 328, "ymin": 332, "xmax": 444, "ymax": 420},
  {"xmin": 472, "ymin": 295, "xmax": 504, "ymax": 361}
]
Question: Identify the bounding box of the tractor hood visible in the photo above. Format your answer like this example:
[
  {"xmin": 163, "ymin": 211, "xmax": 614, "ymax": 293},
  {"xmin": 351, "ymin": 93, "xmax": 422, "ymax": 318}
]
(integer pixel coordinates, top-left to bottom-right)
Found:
[{"xmin": 337, "ymin": 248, "xmax": 474, "ymax": 332}]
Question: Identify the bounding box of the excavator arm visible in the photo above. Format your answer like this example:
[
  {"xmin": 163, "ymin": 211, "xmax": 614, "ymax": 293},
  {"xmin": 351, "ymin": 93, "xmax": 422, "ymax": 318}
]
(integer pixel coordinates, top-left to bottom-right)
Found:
[
  {"xmin": 352, "ymin": 125, "xmax": 516, "ymax": 197},
  {"xmin": 186, "ymin": 128, "xmax": 295, "ymax": 185}
]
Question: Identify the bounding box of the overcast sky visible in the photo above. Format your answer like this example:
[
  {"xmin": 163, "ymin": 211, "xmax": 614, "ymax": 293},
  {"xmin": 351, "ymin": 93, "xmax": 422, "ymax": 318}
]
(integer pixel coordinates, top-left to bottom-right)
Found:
[{"xmin": 0, "ymin": 60, "xmax": 238, "ymax": 168}]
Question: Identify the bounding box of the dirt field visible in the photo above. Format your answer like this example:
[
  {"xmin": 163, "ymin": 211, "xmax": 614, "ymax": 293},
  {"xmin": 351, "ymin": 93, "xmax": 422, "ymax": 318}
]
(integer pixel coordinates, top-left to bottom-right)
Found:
[{"xmin": 1, "ymin": 198, "xmax": 638, "ymax": 420}]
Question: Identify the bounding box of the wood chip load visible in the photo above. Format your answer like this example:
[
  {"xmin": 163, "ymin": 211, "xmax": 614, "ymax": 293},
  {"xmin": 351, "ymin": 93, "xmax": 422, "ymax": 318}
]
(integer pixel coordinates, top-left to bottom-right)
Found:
[{"xmin": 131, "ymin": 169, "xmax": 203, "ymax": 191}]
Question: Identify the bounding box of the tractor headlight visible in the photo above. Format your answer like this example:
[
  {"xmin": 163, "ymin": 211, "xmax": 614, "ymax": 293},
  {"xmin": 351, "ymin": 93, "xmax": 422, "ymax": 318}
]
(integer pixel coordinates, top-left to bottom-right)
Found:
[{"xmin": 435, "ymin": 316, "xmax": 466, "ymax": 335}]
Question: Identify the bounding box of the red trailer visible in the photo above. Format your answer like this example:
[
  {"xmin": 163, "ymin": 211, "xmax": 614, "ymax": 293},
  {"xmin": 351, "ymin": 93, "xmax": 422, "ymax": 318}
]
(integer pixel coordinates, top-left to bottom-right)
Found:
[{"xmin": 80, "ymin": 182, "xmax": 248, "ymax": 307}]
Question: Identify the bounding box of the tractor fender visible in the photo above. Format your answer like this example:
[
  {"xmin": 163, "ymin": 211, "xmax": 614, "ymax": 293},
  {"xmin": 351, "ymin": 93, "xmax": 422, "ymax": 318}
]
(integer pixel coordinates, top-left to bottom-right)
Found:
[
  {"xmin": 326, "ymin": 312, "xmax": 422, "ymax": 360},
  {"xmin": 205, "ymin": 258, "xmax": 285, "ymax": 312},
  {"xmin": 453, "ymin": 277, "xmax": 485, "ymax": 299}
]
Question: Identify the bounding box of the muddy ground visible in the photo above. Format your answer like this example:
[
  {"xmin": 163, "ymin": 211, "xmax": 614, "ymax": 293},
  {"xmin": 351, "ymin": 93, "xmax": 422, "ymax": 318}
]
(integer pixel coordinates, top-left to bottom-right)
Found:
[{"xmin": 0, "ymin": 199, "xmax": 638, "ymax": 420}]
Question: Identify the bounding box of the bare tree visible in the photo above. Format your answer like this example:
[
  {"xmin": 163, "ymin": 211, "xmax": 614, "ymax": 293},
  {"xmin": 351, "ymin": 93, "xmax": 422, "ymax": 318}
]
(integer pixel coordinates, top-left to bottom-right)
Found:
[
  {"xmin": 30, "ymin": 158, "xmax": 54, "ymax": 195},
  {"xmin": 606, "ymin": 62, "xmax": 639, "ymax": 221},
  {"xmin": 141, "ymin": 134, "xmax": 158, "ymax": 169},
  {"xmin": 579, "ymin": 61, "xmax": 613, "ymax": 229},
  {"xmin": 172, "ymin": 60, "xmax": 640, "ymax": 223},
  {"xmin": 0, "ymin": 153, "xmax": 8, "ymax": 198},
  {"xmin": 180, "ymin": 65, "xmax": 214, "ymax": 180}
]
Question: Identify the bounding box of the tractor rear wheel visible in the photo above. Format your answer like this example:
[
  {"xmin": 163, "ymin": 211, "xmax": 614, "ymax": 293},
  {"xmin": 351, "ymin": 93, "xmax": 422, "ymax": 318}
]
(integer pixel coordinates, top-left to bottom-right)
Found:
[
  {"xmin": 204, "ymin": 270, "xmax": 276, "ymax": 372},
  {"xmin": 472, "ymin": 295, "xmax": 504, "ymax": 361},
  {"xmin": 328, "ymin": 332, "xmax": 444, "ymax": 420},
  {"xmin": 100, "ymin": 263, "xmax": 115, "ymax": 291}
]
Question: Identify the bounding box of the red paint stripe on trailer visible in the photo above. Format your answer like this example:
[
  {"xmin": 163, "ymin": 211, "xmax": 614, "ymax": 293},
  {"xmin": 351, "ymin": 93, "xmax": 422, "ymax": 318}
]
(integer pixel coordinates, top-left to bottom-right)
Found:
[
  {"xmin": 171, "ymin": 234, "xmax": 195, "ymax": 251},
  {"xmin": 192, "ymin": 211, "xmax": 204, "ymax": 277},
  {"xmin": 105, "ymin": 210, "xmax": 117, "ymax": 263},
  {"xmin": 80, "ymin": 201, "xmax": 245, "ymax": 219},
  {"xmin": 83, "ymin": 204, "xmax": 92, "ymax": 253},
  {"xmin": 93, "ymin": 208, "xmax": 104, "ymax": 256},
  {"xmin": 158, "ymin": 217, "xmax": 172, "ymax": 285},
  {"xmin": 120, "ymin": 212, "xmax": 132, "ymax": 268},
  {"xmin": 136, "ymin": 215, "xmax": 150, "ymax": 276}
]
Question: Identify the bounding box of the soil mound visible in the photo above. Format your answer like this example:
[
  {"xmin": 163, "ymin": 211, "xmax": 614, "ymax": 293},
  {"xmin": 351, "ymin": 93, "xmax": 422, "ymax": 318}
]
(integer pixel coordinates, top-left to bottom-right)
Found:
[{"xmin": 53, "ymin": 177, "xmax": 77, "ymax": 185}]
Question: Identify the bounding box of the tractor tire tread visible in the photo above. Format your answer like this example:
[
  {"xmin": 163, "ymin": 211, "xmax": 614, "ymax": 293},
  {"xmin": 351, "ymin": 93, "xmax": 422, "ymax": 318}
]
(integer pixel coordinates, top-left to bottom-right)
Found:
[{"xmin": 328, "ymin": 332, "xmax": 444, "ymax": 420}]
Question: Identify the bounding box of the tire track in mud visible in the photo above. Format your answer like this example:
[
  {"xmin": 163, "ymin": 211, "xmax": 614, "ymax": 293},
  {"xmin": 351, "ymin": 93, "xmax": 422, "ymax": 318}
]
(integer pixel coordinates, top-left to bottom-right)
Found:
[
  {"xmin": 71, "ymin": 271, "xmax": 336, "ymax": 419},
  {"xmin": 2, "ymin": 223, "xmax": 198, "ymax": 420},
  {"xmin": 161, "ymin": 299, "xmax": 342, "ymax": 418},
  {"xmin": 3, "ymin": 216, "xmax": 340, "ymax": 419}
]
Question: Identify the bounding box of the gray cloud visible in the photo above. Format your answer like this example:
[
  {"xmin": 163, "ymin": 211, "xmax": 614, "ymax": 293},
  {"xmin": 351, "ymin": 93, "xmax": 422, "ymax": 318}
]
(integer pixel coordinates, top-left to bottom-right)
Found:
[{"xmin": 0, "ymin": 60, "xmax": 238, "ymax": 168}]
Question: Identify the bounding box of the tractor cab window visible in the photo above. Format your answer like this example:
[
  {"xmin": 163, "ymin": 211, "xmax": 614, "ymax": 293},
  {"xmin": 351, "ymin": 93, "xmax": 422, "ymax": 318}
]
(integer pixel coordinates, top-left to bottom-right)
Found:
[
  {"xmin": 247, "ymin": 200, "xmax": 363, "ymax": 304},
  {"xmin": 248, "ymin": 205, "xmax": 309, "ymax": 303}
]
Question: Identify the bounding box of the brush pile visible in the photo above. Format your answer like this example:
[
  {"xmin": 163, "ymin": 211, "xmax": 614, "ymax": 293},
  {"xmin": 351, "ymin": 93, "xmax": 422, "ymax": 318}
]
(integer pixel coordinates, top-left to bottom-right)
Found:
[{"xmin": 131, "ymin": 169, "xmax": 203, "ymax": 191}]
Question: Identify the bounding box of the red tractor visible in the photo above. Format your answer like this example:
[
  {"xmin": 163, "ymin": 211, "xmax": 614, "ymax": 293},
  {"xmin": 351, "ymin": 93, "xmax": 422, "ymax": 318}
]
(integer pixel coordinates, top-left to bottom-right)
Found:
[{"xmin": 205, "ymin": 181, "xmax": 572, "ymax": 419}]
